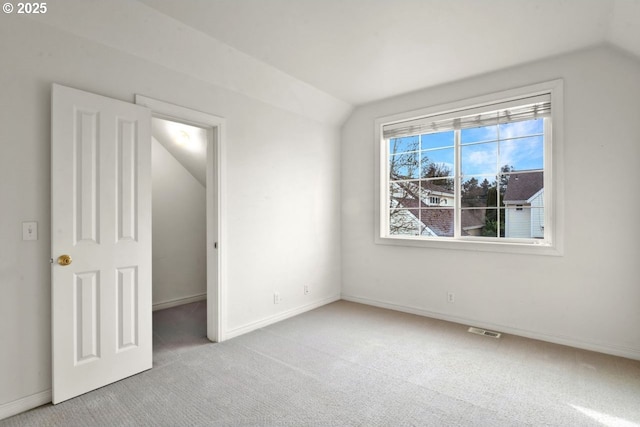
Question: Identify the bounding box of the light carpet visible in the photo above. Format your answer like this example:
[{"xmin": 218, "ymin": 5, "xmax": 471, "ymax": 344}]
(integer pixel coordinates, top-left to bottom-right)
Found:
[{"xmin": 2, "ymin": 301, "xmax": 640, "ymax": 426}]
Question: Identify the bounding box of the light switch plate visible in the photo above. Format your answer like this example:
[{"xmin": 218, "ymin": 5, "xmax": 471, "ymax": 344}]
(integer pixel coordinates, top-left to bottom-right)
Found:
[{"xmin": 22, "ymin": 221, "xmax": 38, "ymax": 241}]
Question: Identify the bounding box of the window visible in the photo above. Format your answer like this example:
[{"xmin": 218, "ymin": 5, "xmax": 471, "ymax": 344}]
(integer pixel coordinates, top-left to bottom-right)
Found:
[{"xmin": 376, "ymin": 81, "xmax": 563, "ymax": 255}]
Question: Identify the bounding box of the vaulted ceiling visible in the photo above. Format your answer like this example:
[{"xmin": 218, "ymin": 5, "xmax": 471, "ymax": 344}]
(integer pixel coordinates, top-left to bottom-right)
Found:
[
  {"xmin": 33, "ymin": 0, "xmax": 640, "ymax": 125},
  {"xmin": 139, "ymin": 0, "xmax": 640, "ymax": 105}
]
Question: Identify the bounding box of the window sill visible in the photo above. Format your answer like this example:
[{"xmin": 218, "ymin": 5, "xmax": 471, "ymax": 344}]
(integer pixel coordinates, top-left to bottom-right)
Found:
[{"xmin": 375, "ymin": 235, "xmax": 563, "ymax": 256}]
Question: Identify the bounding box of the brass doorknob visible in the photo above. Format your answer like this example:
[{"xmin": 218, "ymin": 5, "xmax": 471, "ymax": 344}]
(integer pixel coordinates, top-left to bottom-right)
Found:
[{"xmin": 57, "ymin": 255, "xmax": 72, "ymax": 266}]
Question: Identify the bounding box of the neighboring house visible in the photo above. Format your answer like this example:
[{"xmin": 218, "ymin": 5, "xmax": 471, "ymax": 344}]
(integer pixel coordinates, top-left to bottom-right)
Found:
[
  {"xmin": 391, "ymin": 173, "xmax": 546, "ymax": 239},
  {"xmin": 461, "ymin": 208, "xmax": 486, "ymax": 236},
  {"xmin": 503, "ymin": 172, "xmax": 544, "ymax": 239},
  {"xmin": 390, "ymin": 180, "xmax": 484, "ymax": 237},
  {"xmin": 390, "ymin": 180, "xmax": 454, "ymax": 236}
]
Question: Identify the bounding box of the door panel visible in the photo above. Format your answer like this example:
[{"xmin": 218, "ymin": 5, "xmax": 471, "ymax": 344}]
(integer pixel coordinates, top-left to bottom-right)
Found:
[
  {"xmin": 51, "ymin": 84, "xmax": 152, "ymax": 404},
  {"xmin": 116, "ymin": 266, "xmax": 138, "ymax": 351},
  {"xmin": 75, "ymin": 270, "xmax": 100, "ymax": 363}
]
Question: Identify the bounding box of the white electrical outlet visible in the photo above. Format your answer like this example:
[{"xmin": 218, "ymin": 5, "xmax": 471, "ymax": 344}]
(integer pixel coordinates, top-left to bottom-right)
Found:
[
  {"xmin": 273, "ymin": 292, "xmax": 280, "ymax": 304},
  {"xmin": 447, "ymin": 292, "xmax": 455, "ymax": 303},
  {"xmin": 304, "ymin": 285, "xmax": 309, "ymax": 295}
]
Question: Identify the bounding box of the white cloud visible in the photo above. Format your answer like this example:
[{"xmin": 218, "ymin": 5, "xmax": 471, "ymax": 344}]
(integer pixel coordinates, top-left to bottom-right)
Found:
[
  {"xmin": 461, "ymin": 120, "xmax": 544, "ymax": 173},
  {"xmin": 494, "ymin": 120, "xmax": 544, "ymax": 170},
  {"xmin": 462, "ymin": 146, "xmax": 495, "ymax": 174}
]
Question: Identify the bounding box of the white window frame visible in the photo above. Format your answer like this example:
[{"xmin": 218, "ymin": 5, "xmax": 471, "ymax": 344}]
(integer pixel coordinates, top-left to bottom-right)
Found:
[{"xmin": 374, "ymin": 80, "xmax": 564, "ymax": 256}]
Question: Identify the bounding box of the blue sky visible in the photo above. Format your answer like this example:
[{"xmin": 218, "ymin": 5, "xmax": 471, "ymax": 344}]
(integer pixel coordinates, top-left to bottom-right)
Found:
[{"xmin": 391, "ymin": 118, "xmax": 544, "ymax": 180}]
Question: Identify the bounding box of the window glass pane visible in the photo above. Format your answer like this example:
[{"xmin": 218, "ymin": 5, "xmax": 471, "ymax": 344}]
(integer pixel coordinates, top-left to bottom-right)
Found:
[
  {"xmin": 390, "ymin": 136, "xmax": 419, "ymax": 155},
  {"xmin": 389, "ymin": 209, "xmax": 423, "ymax": 236},
  {"xmin": 501, "ymin": 172, "xmax": 544, "ymax": 207},
  {"xmin": 461, "ymin": 125, "xmax": 498, "ymax": 144},
  {"xmin": 390, "ymin": 152, "xmax": 419, "ymax": 180},
  {"xmin": 499, "ymin": 118, "xmax": 543, "ymax": 139},
  {"xmin": 461, "ymin": 176, "xmax": 497, "ymax": 208},
  {"xmin": 390, "ymin": 181, "xmax": 420, "ymax": 208},
  {"xmin": 474, "ymin": 208, "xmax": 501, "ymax": 237},
  {"xmin": 422, "ymin": 178, "xmax": 456, "ymax": 194},
  {"xmin": 389, "ymin": 182, "xmax": 411, "ymax": 203},
  {"xmin": 421, "ymin": 147, "xmax": 454, "ymax": 178},
  {"xmin": 419, "ymin": 209, "xmax": 454, "ymax": 237},
  {"xmin": 530, "ymin": 207, "xmax": 545, "ymax": 238},
  {"xmin": 500, "ymin": 136, "xmax": 543, "ymax": 171},
  {"xmin": 419, "ymin": 179, "xmax": 455, "ymax": 207},
  {"xmin": 504, "ymin": 207, "xmax": 545, "ymax": 239},
  {"xmin": 461, "ymin": 208, "xmax": 489, "ymax": 236},
  {"xmin": 461, "ymin": 142, "xmax": 497, "ymax": 176},
  {"xmin": 421, "ymin": 131, "xmax": 454, "ymax": 150}
]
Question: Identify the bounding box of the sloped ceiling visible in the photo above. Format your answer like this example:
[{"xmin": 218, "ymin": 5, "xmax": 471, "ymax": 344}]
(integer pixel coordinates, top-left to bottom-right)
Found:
[
  {"xmin": 32, "ymin": 0, "xmax": 639, "ymax": 124},
  {"xmin": 152, "ymin": 118, "xmax": 207, "ymax": 186},
  {"xmin": 608, "ymin": 0, "xmax": 640, "ymax": 57},
  {"xmin": 138, "ymin": 0, "xmax": 640, "ymax": 106}
]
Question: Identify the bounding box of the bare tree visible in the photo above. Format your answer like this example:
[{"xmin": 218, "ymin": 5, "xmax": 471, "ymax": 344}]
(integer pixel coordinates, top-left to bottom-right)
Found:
[{"xmin": 388, "ymin": 138, "xmax": 452, "ymax": 235}]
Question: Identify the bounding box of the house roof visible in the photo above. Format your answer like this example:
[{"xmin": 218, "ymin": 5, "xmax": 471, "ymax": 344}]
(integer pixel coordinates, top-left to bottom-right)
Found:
[
  {"xmin": 395, "ymin": 197, "xmax": 454, "ymax": 237},
  {"xmin": 392, "ymin": 180, "xmax": 485, "ymax": 236},
  {"xmin": 503, "ymin": 172, "xmax": 544, "ymax": 203},
  {"xmin": 419, "ymin": 179, "xmax": 453, "ymax": 196},
  {"xmin": 462, "ymin": 209, "xmax": 486, "ymax": 231}
]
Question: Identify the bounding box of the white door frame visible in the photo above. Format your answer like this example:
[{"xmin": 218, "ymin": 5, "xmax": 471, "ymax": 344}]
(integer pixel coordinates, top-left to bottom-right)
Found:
[{"xmin": 135, "ymin": 95, "xmax": 226, "ymax": 342}]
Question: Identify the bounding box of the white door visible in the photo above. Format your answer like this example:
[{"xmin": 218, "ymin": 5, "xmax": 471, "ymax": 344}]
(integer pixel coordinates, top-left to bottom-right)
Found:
[{"xmin": 51, "ymin": 84, "xmax": 152, "ymax": 404}]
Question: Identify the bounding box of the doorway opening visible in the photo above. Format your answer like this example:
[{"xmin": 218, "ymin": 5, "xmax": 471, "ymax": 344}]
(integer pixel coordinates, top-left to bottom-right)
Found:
[
  {"xmin": 151, "ymin": 118, "xmax": 210, "ymax": 361},
  {"xmin": 136, "ymin": 95, "xmax": 225, "ymax": 345}
]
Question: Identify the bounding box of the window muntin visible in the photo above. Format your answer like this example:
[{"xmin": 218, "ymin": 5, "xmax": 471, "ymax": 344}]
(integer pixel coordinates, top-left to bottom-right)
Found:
[{"xmin": 382, "ymin": 94, "xmax": 551, "ymax": 243}]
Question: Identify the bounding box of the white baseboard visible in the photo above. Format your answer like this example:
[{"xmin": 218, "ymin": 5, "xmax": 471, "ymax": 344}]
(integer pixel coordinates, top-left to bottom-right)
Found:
[
  {"xmin": 341, "ymin": 294, "xmax": 640, "ymax": 361},
  {"xmin": 0, "ymin": 389, "xmax": 51, "ymax": 421},
  {"xmin": 153, "ymin": 293, "xmax": 207, "ymax": 311},
  {"xmin": 223, "ymin": 294, "xmax": 341, "ymax": 340}
]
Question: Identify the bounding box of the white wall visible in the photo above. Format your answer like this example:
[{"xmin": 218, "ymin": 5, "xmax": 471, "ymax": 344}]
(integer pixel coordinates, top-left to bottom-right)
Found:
[
  {"xmin": 152, "ymin": 138, "xmax": 206, "ymax": 307},
  {"xmin": 341, "ymin": 46, "xmax": 640, "ymax": 360},
  {"xmin": 0, "ymin": 15, "xmax": 342, "ymax": 416}
]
